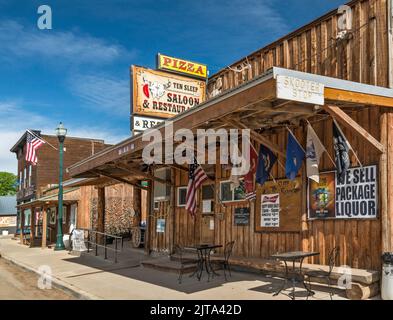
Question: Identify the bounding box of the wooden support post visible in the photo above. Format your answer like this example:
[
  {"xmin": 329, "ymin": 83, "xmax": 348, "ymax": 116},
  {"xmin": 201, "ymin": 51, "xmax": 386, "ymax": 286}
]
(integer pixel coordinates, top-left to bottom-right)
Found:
[
  {"xmin": 42, "ymin": 207, "xmax": 48, "ymax": 248},
  {"xmin": 19, "ymin": 209, "xmax": 24, "ymax": 245},
  {"xmin": 169, "ymin": 168, "xmax": 175, "ymax": 254},
  {"xmin": 145, "ymin": 180, "xmax": 153, "ymax": 255},
  {"xmin": 381, "ymin": 112, "xmax": 392, "ymax": 253},
  {"xmin": 324, "ymin": 105, "xmax": 385, "ymax": 153},
  {"xmin": 133, "ymin": 183, "xmax": 141, "ymax": 227},
  {"xmin": 29, "ymin": 206, "xmax": 35, "ymax": 247},
  {"xmin": 97, "ymin": 187, "xmax": 105, "ymax": 245}
]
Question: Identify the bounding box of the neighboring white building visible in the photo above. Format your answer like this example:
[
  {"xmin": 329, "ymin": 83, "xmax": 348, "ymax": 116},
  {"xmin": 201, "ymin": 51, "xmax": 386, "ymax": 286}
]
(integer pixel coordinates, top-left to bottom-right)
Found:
[{"xmin": 0, "ymin": 195, "xmax": 17, "ymax": 235}]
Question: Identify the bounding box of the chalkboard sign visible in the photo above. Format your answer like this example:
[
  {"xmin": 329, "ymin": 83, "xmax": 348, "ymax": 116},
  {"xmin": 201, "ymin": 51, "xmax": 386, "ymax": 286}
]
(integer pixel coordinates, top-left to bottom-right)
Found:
[{"xmin": 234, "ymin": 207, "xmax": 250, "ymax": 226}]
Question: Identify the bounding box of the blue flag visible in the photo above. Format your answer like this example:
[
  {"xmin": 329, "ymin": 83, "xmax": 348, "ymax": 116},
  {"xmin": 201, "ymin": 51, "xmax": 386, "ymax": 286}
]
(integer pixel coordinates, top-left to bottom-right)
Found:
[
  {"xmin": 256, "ymin": 145, "xmax": 277, "ymax": 186},
  {"xmin": 285, "ymin": 131, "xmax": 305, "ymax": 180}
]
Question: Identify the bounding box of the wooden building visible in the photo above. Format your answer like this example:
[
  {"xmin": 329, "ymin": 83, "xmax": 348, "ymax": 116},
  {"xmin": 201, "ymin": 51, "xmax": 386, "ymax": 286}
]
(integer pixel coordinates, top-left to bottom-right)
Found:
[{"xmin": 67, "ymin": 0, "xmax": 393, "ymax": 297}]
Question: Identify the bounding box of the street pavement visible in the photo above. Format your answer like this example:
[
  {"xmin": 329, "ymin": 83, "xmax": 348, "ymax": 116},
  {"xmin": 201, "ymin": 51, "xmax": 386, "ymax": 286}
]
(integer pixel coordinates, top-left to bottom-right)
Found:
[
  {"xmin": 0, "ymin": 257, "xmax": 73, "ymax": 300},
  {"xmin": 0, "ymin": 237, "xmax": 347, "ymax": 300}
]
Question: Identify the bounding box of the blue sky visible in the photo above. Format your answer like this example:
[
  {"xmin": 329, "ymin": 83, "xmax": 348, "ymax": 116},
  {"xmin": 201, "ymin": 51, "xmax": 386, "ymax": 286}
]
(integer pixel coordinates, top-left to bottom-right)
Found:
[{"xmin": 0, "ymin": 0, "xmax": 344, "ymax": 173}]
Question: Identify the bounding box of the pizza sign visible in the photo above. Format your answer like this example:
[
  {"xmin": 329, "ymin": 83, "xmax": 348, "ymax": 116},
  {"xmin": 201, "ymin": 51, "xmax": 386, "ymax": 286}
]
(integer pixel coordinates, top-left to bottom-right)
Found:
[{"xmin": 131, "ymin": 66, "xmax": 206, "ymax": 119}]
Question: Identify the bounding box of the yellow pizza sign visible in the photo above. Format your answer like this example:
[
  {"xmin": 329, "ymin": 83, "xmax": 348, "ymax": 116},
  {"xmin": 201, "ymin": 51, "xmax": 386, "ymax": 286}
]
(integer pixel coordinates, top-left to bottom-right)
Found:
[{"xmin": 157, "ymin": 54, "xmax": 208, "ymax": 80}]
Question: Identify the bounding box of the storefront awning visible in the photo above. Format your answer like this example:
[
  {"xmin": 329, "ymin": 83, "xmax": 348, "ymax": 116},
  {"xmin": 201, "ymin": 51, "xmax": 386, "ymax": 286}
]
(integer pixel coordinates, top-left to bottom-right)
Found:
[{"xmin": 67, "ymin": 67, "xmax": 393, "ymax": 182}]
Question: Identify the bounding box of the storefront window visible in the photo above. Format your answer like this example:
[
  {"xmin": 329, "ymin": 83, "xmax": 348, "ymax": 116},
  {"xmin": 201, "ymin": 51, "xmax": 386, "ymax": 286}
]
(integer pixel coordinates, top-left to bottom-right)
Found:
[{"xmin": 220, "ymin": 180, "xmax": 246, "ymax": 202}]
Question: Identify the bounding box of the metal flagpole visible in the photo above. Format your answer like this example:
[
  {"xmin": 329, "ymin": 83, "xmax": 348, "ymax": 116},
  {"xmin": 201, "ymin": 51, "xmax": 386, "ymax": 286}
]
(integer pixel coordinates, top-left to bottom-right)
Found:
[{"xmin": 332, "ymin": 119, "xmax": 363, "ymax": 168}]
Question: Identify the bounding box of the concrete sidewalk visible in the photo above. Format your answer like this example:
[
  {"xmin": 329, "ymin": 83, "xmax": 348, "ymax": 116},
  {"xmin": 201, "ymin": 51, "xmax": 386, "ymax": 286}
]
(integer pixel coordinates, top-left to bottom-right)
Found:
[{"xmin": 0, "ymin": 237, "xmax": 348, "ymax": 300}]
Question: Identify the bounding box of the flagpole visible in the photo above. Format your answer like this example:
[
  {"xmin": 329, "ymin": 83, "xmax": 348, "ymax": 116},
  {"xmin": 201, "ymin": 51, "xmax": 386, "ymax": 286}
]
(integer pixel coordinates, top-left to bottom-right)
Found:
[
  {"xmin": 332, "ymin": 119, "xmax": 363, "ymax": 168},
  {"xmin": 305, "ymin": 120, "xmax": 336, "ymax": 168},
  {"xmin": 27, "ymin": 129, "xmax": 58, "ymax": 151},
  {"xmin": 285, "ymin": 126, "xmax": 306, "ymax": 154}
]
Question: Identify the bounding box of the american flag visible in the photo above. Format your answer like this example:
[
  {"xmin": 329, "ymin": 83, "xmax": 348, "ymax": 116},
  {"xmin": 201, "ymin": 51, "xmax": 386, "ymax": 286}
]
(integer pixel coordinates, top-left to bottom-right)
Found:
[
  {"xmin": 185, "ymin": 158, "xmax": 208, "ymax": 216},
  {"xmin": 25, "ymin": 131, "xmax": 45, "ymax": 165},
  {"xmin": 245, "ymin": 191, "xmax": 256, "ymax": 202}
]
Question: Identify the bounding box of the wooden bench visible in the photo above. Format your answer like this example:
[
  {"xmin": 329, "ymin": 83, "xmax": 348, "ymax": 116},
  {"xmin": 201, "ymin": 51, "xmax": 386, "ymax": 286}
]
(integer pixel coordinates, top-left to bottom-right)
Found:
[{"xmin": 225, "ymin": 256, "xmax": 380, "ymax": 300}]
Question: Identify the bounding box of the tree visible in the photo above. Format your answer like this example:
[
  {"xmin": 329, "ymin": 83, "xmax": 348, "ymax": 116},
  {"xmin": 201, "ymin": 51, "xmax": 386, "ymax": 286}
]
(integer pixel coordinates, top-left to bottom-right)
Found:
[{"xmin": 0, "ymin": 172, "xmax": 17, "ymax": 196}]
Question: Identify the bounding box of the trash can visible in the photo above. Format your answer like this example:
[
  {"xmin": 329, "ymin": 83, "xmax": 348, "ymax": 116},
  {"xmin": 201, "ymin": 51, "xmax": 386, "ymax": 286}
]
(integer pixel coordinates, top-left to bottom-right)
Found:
[{"xmin": 381, "ymin": 253, "xmax": 393, "ymax": 300}]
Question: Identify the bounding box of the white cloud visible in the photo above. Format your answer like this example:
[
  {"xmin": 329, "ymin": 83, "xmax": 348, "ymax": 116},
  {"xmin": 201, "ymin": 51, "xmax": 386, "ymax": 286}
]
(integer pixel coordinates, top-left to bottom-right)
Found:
[
  {"xmin": 0, "ymin": 20, "xmax": 135, "ymax": 65},
  {"xmin": 68, "ymin": 73, "xmax": 129, "ymax": 115},
  {"xmin": 0, "ymin": 101, "xmax": 128, "ymax": 174}
]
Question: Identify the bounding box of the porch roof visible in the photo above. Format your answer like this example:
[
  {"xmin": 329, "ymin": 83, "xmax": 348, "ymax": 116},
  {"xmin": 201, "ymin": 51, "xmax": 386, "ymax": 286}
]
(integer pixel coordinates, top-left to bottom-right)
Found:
[
  {"xmin": 17, "ymin": 188, "xmax": 79, "ymax": 209},
  {"xmin": 67, "ymin": 67, "xmax": 393, "ymax": 183}
]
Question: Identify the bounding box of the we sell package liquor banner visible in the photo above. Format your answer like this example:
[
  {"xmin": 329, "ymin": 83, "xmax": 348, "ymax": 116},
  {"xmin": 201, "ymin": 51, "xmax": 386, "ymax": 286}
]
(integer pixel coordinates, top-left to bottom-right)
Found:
[{"xmin": 308, "ymin": 165, "xmax": 378, "ymax": 219}]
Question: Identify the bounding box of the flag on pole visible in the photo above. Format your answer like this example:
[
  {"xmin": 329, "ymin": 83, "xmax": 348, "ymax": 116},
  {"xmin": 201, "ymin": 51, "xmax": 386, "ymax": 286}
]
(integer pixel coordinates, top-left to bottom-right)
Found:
[
  {"xmin": 333, "ymin": 120, "xmax": 351, "ymax": 184},
  {"xmin": 244, "ymin": 144, "xmax": 259, "ymax": 193},
  {"xmin": 186, "ymin": 158, "xmax": 209, "ymax": 216},
  {"xmin": 245, "ymin": 191, "xmax": 256, "ymax": 202},
  {"xmin": 285, "ymin": 130, "xmax": 305, "ymax": 180},
  {"xmin": 25, "ymin": 131, "xmax": 45, "ymax": 165},
  {"xmin": 306, "ymin": 124, "xmax": 327, "ymax": 183},
  {"xmin": 256, "ymin": 144, "xmax": 277, "ymax": 186}
]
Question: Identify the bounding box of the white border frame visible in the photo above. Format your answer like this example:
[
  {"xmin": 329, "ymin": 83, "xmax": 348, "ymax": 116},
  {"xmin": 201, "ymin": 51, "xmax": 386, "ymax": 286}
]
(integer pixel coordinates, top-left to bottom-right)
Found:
[{"xmin": 177, "ymin": 186, "xmax": 187, "ymax": 207}]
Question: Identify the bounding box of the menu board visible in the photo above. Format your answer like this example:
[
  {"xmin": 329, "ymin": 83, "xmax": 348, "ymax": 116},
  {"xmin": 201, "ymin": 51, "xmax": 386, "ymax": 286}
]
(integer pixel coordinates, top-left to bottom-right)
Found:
[
  {"xmin": 255, "ymin": 178, "xmax": 302, "ymax": 232},
  {"xmin": 260, "ymin": 194, "xmax": 280, "ymax": 227}
]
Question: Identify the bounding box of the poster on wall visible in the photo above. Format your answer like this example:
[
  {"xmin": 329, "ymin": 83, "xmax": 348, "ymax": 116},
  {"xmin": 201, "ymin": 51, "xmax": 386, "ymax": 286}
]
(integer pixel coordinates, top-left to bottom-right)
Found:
[
  {"xmin": 260, "ymin": 194, "xmax": 280, "ymax": 228},
  {"xmin": 308, "ymin": 165, "xmax": 378, "ymax": 219},
  {"xmin": 255, "ymin": 178, "xmax": 302, "ymax": 232},
  {"xmin": 234, "ymin": 207, "xmax": 250, "ymax": 226},
  {"xmin": 131, "ymin": 66, "xmax": 206, "ymax": 119},
  {"xmin": 156, "ymin": 219, "xmax": 166, "ymax": 233},
  {"xmin": 308, "ymin": 171, "xmax": 336, "ymax": 219}
]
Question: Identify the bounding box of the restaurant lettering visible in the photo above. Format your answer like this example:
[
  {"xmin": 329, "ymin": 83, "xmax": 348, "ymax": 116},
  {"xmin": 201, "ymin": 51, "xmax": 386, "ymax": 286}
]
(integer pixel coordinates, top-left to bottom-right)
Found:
[{"xmin": 132, "ymin": 66, "xmax": 206, "ymax": 119}]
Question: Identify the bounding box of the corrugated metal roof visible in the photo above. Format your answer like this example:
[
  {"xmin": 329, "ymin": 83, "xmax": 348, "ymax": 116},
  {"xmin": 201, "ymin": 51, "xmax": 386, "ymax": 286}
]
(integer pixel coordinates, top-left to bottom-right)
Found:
[{"xmin": 0, "ymin": 196, "xmax": 17, "ymax": 216}]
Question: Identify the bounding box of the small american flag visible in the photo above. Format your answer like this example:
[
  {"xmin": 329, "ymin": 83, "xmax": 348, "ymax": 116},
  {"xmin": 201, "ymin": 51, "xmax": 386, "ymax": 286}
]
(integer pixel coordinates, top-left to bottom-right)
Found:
[
  {"xmin": 25, "ymin": 131, "xmax": 45, "ymax": 165},
  {"xmin": 245, "ymin": 191, "xmax": 256, "ymax": 202},
  {"xmin": 186, "ymin": 158, "xmax": 208, "ymax": 216}
]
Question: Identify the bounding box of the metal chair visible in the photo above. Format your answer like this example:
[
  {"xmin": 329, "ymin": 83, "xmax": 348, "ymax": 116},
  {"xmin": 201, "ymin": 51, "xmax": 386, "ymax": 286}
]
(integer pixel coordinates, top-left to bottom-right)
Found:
[
  {"xmin": 172, "ymin": 245, "xmax": 198, "ymax": 284},
  {"xmin": 304, "ymin": 247, "xmax": 340, "ymax": 300},
  {"xmin": 212, "ymin": 241, "xmax": 235, "ymax": 281}
]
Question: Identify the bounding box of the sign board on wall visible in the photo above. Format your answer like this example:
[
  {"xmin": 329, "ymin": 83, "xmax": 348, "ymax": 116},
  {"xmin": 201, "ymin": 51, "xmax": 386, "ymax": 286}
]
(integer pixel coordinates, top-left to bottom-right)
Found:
[
  {"xmin": 157, "ymin": 54, "xmax": 208, "ymax": 80},
  {"xmin": 132, "ymin": 115, "xmax": 163, "ymax": 132},
  {"xmin": 234, "ymin": 207, "xmax": 250, "ymax": 226},
  {"xmin": 308, "ymin": 165, "xmax": 378, "ymax": 219},
  {"xmin": 260, "ymin": 194, "xmax": 280, "ymax": 228},
  {"xmin": 276, "ymin": 75, "xmax": 324, "ymax": 105},
  {"xmin": 156, "ymin": 219, "xmax": 166, "ymax": 233},
  {"xmin": 131, "ymin": 65, "xmax": 206, "ymax": 119},
  {"xmin": 255, "ymin": 178, "xmax": 302, "ymax": 232},
  {"xmin": 0, "ymin": 216, "xmax": 17, "ymax": 227}
]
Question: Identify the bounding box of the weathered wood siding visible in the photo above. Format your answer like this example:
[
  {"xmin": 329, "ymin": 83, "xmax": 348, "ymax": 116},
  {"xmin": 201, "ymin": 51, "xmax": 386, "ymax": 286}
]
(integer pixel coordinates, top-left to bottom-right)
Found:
[
  {"xmin": 171, "ymin": 0, "xmax": 389, "ymax": 270},
  {"xmin": 208, "ymin": 0, "xmax": 389, "ymax": 95}
]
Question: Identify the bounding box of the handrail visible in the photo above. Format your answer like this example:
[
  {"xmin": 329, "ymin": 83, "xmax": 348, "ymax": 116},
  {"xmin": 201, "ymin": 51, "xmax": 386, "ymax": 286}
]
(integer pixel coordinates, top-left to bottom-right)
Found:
[{"xmin": 75, "ymin": 228, "xmax": 122, "ymax": 263}]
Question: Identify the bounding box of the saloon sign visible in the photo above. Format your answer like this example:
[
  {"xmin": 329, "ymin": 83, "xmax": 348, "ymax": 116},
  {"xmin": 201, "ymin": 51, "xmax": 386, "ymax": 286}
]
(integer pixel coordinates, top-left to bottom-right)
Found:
[
  {"xmin": 157, "ymin": 54, "xmax": 208, "ymax": 80},
  {"xmin": 131, "ymin": 66, "xmax": 206, "ymax": 119}
]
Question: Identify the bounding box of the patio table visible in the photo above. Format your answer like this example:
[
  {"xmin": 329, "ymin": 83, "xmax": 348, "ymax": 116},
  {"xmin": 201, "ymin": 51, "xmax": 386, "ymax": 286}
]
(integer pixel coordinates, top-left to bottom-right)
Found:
[
  {"xmin": 187, "ymin": 244, "xmax": 223, "ymax": 281},
  {"xmin": 271, "ymin": 251, "xmax": 320, "ymax": 300}
]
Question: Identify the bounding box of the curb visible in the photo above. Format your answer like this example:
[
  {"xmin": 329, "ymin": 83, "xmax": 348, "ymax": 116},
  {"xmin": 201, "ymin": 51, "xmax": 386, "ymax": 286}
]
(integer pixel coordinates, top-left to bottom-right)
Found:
[{"xmin": 0, "ymin": 251, "xmax": 102, "ymax": 300}]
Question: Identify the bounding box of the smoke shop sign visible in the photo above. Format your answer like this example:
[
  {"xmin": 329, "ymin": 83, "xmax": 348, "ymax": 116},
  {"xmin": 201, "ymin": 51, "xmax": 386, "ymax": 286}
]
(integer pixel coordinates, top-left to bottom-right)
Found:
[
  {"xmin": 131, "ymin": 66, "xmax": 206, "ymax": 119},
  {"xmin": 308, "ymin": 165, "xmax": 378, "ymax": 220}
]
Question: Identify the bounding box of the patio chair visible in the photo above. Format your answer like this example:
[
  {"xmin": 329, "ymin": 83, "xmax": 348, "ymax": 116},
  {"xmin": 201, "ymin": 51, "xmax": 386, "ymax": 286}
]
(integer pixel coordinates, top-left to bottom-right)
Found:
[
  {"xmin": 172, "ymin": 245, "xmax": 199, "ymax": 284},
  {"xmin": 212, "ymin": 241, "xmax": 235, "ymax": 281},
  {"xmin": 304, "ymin": 246, "xmax": 340, "ymax": 300}
]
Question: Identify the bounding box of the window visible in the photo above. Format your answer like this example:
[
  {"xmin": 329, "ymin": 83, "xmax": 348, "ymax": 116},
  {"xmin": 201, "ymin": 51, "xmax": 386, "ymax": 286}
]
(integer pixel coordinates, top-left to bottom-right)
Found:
[
  {"xmin": 23, "ymin": 168, "xmax": 27, "ymax": 188},
  {"xmin": 177, "ymin": 187, "xmax": 187, "ymax": 207},
  {"xmin": 220, "ymin": 180, "xmax": 246, "ymax": 203},
  {"xmin": 153, "ymin": 168, "xmax": 171, "ymax": 201},
  {"xmin": 19, "ymin": 171, "xmax": 22, "ymax": 190}
]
